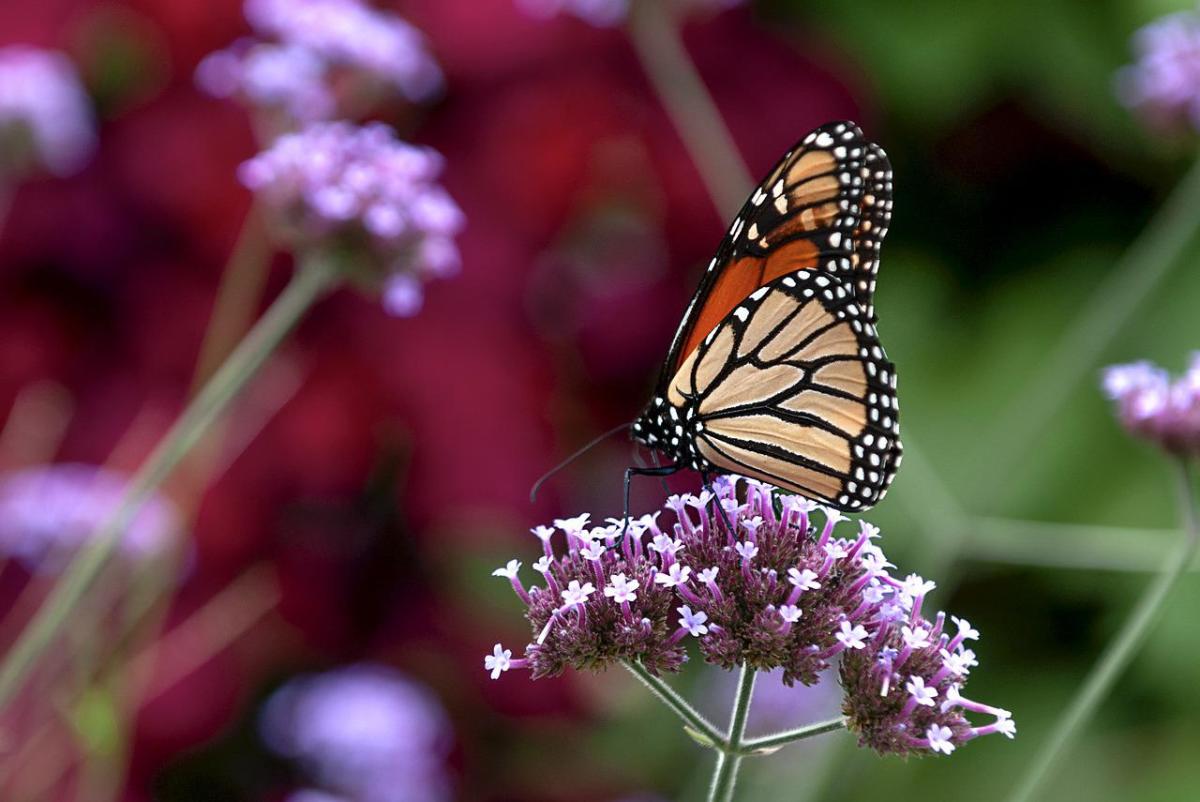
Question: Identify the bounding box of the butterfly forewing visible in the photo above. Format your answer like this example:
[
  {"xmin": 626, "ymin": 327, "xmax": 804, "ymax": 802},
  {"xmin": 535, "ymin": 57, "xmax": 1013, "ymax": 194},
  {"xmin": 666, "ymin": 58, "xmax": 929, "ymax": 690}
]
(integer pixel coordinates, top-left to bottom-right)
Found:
[{"xmin": 663, "ymin": 121, "xmax": 893, "ymax": 385}]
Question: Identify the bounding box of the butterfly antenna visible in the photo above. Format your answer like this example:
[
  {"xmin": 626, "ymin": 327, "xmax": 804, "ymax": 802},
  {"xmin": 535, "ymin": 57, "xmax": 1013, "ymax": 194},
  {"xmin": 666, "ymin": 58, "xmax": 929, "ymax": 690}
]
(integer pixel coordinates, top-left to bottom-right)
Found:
[{"xmin": 529, "ymin": 421, "xmax": 634, "ymax": 503}]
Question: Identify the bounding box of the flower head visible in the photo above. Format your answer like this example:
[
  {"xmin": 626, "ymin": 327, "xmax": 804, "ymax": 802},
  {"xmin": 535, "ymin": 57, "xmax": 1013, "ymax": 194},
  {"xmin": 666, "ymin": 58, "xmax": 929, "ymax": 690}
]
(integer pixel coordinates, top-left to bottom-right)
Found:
[
  {"xmin": 1102, "ymin": 355, "xmax": 1200, "ymax": 454},
  {"xmin": 840, "ymin": 588, "xmax": 1012, "ymax": 757},
  {"xmin": 1117, "ymin": 10, "xmax": 1200, "ymax": 132},
  {"xmin": 0, "ymin": 464, "xmax": 180, "ymax": 572},
  {"xmin": 239, "ymin": 121, "xmax": 463, "ymax": 315},
  {"xmin": 197, "ymin": 41, "xmax": 335, "ymax": 125},
  {"xmin": 493, "ymin": 474, "xmax": 1013, "ymax": 759},
  {"xmin": 260, "ymin": 663, "xmax": 452, "ymax": 801},
  {"xmin": 0, "ymin": 46, "xmax": 94, "ymax": 179},
  {"xmin": 244, "ymin": 0, "xmax": 442, "ymax": 101}
]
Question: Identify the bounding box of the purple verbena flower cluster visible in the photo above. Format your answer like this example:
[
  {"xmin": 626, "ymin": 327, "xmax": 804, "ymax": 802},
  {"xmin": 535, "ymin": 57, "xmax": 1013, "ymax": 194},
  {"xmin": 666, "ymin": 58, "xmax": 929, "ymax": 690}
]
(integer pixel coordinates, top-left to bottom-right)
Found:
[
  {"xmin": 196, "ymin": 41, "xmax": 335, "ymax": 125},
  {"xmin": 239, "ymin": 121, "xmax": 464, "ymax": 315},
  {"xmin": 1116, "ymin": 8, "xmax": 1200, "ymax": 132},
  {"xmin": 261, "ymin": 663, "xmax": 453, "ymax": 802},
  {"xmin": 838, "ymin": 594, "xmax": 1014, "ymax": 757},
  {"xmin": 1103, "ymin": 355, "xmax": 1200, "ymax": 454},
  {"xmin": 487, "ymin": 475, "xmax": 1014, "ymax": 757},
  {"xmin": 0, "ymin": 46, "xmax": 94, "ymax": 180},
  {"xmin": 0, "ymin": 464, "xmax": 180, "ymax": 572},
  {"xmin": 197, "ymin": 0, "xmax": 441, "ymax": 127}
]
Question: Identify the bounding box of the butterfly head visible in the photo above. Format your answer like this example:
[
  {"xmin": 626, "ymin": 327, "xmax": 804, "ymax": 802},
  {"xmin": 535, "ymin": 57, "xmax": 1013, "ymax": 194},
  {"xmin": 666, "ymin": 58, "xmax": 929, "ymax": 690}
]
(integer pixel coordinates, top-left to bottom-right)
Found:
[{"xmin": 631, "ymin": 396, "xmax": 706, "ymax": 471}]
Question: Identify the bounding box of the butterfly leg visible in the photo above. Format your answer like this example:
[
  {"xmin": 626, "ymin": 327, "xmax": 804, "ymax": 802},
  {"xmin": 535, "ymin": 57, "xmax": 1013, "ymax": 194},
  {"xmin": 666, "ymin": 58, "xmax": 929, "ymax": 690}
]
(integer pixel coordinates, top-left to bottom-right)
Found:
[
  {"xmin": 622, "ymin": 464, "xmax": 681, "ymax": 540},
  {"xmin": 701, "ymin": 471, "xmax": 736, "ymax": 536},
  {"xmin": 649, "ymin": 451, "xmax": 672, "ymax": 496}
]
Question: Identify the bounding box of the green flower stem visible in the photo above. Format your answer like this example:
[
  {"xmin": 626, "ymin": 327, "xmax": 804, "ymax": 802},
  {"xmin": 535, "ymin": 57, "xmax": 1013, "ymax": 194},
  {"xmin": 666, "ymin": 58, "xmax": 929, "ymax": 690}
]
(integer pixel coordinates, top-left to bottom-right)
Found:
[
  {"xmin": 707, "ymin": 663, "xmax": 756, "ymax": 802},
  {"xmin": 625, "ymin": 0, "xmax": 753, "ymax": 218},
  {"xmin": 741, "ymin": 716, "xmax": 847, "ymax": 753},
  {"xmin": 1007, "ymin": 458, "xmax": 1200, "ymax": 802},
  {"xmin": 622, "ymin": 659, "xmax": 725, "ymax": 748},
  {"xmin": 0, "ymin": 254, "xmax": 339, "ymax": 711},
  {"xmin": 975, "ymin": 156, "xmax": 1200, "ymax": 507},
  {"xmin": 190, "ymin": 207, "xmax": 273, "ymax": 391}
]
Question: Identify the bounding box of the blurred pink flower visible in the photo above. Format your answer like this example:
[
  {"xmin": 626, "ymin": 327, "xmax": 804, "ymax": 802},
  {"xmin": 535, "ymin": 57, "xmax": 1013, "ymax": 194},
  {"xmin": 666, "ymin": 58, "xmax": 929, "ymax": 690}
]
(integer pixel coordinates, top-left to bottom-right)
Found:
[
  {"xmin": 1117, "ymin": 9, "xmax": 1200, "ymax": 131},
  {"xmin": 245, "ymin": 0, "xmax": 443, "ymax": 101},
  {"xmin": 239, "ymin": 121, "xmax": 464, "ymax": 315},
  {"xmin": 261, "ymin": 663, "xmax": 453, "ymax": 802},
  {"xmin": 0, "ymin": 463, "xmax": 181, "ymax": 572},
  {"xmin": 196, "ymin": 39, "xmax": 335, "ymax": 123},
  {"xmin": 0, "ymin": 45, "xmax": 94, "ymax": 179},
  {"xmin": 1103, "ymin": 355, "xmax": 1200, "ymax": 454}
]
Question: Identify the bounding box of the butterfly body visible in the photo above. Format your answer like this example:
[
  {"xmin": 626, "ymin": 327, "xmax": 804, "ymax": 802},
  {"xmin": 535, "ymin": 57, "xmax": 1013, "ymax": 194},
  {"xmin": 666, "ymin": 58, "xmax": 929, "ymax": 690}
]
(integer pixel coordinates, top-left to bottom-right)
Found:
[{"xmin": 631, "ymin": 121, "xmax": 902, "ymax": 512}]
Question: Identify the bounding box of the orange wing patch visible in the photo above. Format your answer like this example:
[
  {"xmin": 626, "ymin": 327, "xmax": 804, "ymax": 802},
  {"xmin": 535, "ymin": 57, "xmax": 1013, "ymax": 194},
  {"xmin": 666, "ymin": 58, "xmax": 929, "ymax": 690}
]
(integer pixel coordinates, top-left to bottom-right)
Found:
[{"xmin": 674, "ymin": 240, "xmax": 820, "ymax": 372}]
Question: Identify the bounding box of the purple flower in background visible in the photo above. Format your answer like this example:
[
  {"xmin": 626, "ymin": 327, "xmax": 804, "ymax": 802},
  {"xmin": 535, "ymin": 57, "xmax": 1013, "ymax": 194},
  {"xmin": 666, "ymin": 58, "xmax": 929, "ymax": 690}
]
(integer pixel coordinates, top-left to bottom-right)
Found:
[
  {"xmin": 0, "ymin": 464, "xmax": 180, "ymax": 572},
  {"xmin": 0, "ymin": 46, "xmax": 94, "ymax": 179},
  {"xmin": 287, "ymin": 792, "xmax": 351, "ymax": 802},
  {"xmin": 239, "ymin": 121, "xmax": 464, "ymax": 315},
  {"xmin": 488, "ymin": 475, "xmax": 1013, "ymax": 757},
  {"xmin": 1117, "ymin": 9, "xmax": 1200, "ymax": 132},
  {"xmin": 261, "ymin": 664, "xmax": 453, "ymax": 802},
  {"xmin": 701, "ymin": 665, "xmax": 841, "ymax": 736},
  {"xmin": 1103, "ymin": 355, "xmax": 1200, "ymax": 454},
  {"xmin": 515, "ymin": 0, "xmax": 744, "ymax": 27},
  {"xmin": 244, "ymin": 0, "xmax": 442, "ymax": 101},
  {"xmin": 196, "ymin": 41, "xmax": 335, "ymax": 124}
]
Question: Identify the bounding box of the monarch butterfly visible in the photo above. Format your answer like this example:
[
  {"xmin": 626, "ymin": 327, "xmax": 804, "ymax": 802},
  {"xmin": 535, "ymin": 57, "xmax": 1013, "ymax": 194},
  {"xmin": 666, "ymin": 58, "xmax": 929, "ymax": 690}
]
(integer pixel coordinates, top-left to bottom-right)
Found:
[{"xmin": 628, "ymin": 121, "xmax": 902, "ymax": 512}]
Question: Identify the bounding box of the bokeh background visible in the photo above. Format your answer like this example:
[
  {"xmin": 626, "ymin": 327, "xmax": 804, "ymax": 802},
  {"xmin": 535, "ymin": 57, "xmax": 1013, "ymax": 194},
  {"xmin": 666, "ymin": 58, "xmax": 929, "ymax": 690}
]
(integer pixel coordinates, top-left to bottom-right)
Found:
[{"xmin": 1, "ymin": 0, "xmax": 1199, "ymax": 800}]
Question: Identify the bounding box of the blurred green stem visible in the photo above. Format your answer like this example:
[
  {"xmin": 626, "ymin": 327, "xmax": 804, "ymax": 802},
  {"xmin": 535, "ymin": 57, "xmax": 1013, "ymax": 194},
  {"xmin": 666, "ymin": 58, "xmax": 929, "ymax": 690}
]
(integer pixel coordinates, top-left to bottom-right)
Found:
[
  {"xmin": 741, "ymin": 716, "xmax": 847, "ymax": 752},
  {"xmin": 1007, "ymin": 458, "xmax": 1200, "ymax": 802},
  {"xmin": 707, "ymin": 663, "xmax": 755, "ymax": 802},
  {"xmin": 0, "ymin": 254, "xmax": 338, "ymax": 711},
  {"xmin": 190, "ymin": 207, "xmax": 273, "ymax": 392},
  {"xmin": 623, "ymin": 659, "xmax": 725, "ymax": 747},
  {"xmin": 626, "ymin": 0, "xmax": 753, "ymax": 217},
  {"xmin": 975, "ymin": 156, "xmax": 1200, "ymax": 507},
  {"xmin": 964, "ymin": 516, "xmax": 1198, "ymax": 572}
]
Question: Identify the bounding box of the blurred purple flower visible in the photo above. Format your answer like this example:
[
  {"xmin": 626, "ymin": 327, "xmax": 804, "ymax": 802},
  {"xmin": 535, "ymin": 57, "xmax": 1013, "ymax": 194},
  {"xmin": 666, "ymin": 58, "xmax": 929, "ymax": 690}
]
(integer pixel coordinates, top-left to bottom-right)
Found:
[
  {"xmin": 1117, "ymin": 9, "xmax": 1200, "ymax": 131},
  {"xmin": 1103, "ymin": 355, "xmax": 1200, "ymax": 454},
  {"xmin": 288, "ymin": 792, "xmax": 351, "ymax": 802},
  {"xmin": 244, "ymin": 0, "xmax": 443, "ymax": 102},
  {"xmin": 196, "ymin": 40, "xmax": 335, "ymax": 124},
  {"xmin": 261, "ymin": 663, "xmax": 453, "ymax": 802},
  {"xmin": 239, "ymin": 121, "xmax": 464, "ymax": 315},
  {"xmin": 488, "ymin": 475, "xmax": 1013, "ymax": 757},
  {"xmin": 515, "ymin": 0, "xmax": 745, "ymax": 27},
  {"xmin": 701, "ymin": 665, "xmax": 841, "ymax": 736},
  {"xmin": 0, "ymin": 46, "xmax": 95, "ymax": 179},
  {"xmin": 0, "ymin": 464, "xmax": 180, "ymax": 572}
]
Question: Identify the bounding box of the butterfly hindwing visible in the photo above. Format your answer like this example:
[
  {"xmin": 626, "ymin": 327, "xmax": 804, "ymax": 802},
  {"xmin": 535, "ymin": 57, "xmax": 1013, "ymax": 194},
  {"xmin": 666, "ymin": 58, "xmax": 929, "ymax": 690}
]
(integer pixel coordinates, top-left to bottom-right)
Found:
[{"xmin": 666, "ymin": 269, "xmax": 901, "ymax": 510}]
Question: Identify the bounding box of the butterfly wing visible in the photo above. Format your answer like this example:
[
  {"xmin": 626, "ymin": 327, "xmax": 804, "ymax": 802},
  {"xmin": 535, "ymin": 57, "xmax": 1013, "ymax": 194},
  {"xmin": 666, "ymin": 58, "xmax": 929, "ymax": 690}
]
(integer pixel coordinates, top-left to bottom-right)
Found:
[
  {"xmin": 661, "ymin": 121, "xmax": 894, "ymax": 391},
  {"xmin": 667, "ymin": 269, "xmax": 901, "ymax": 510}
]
